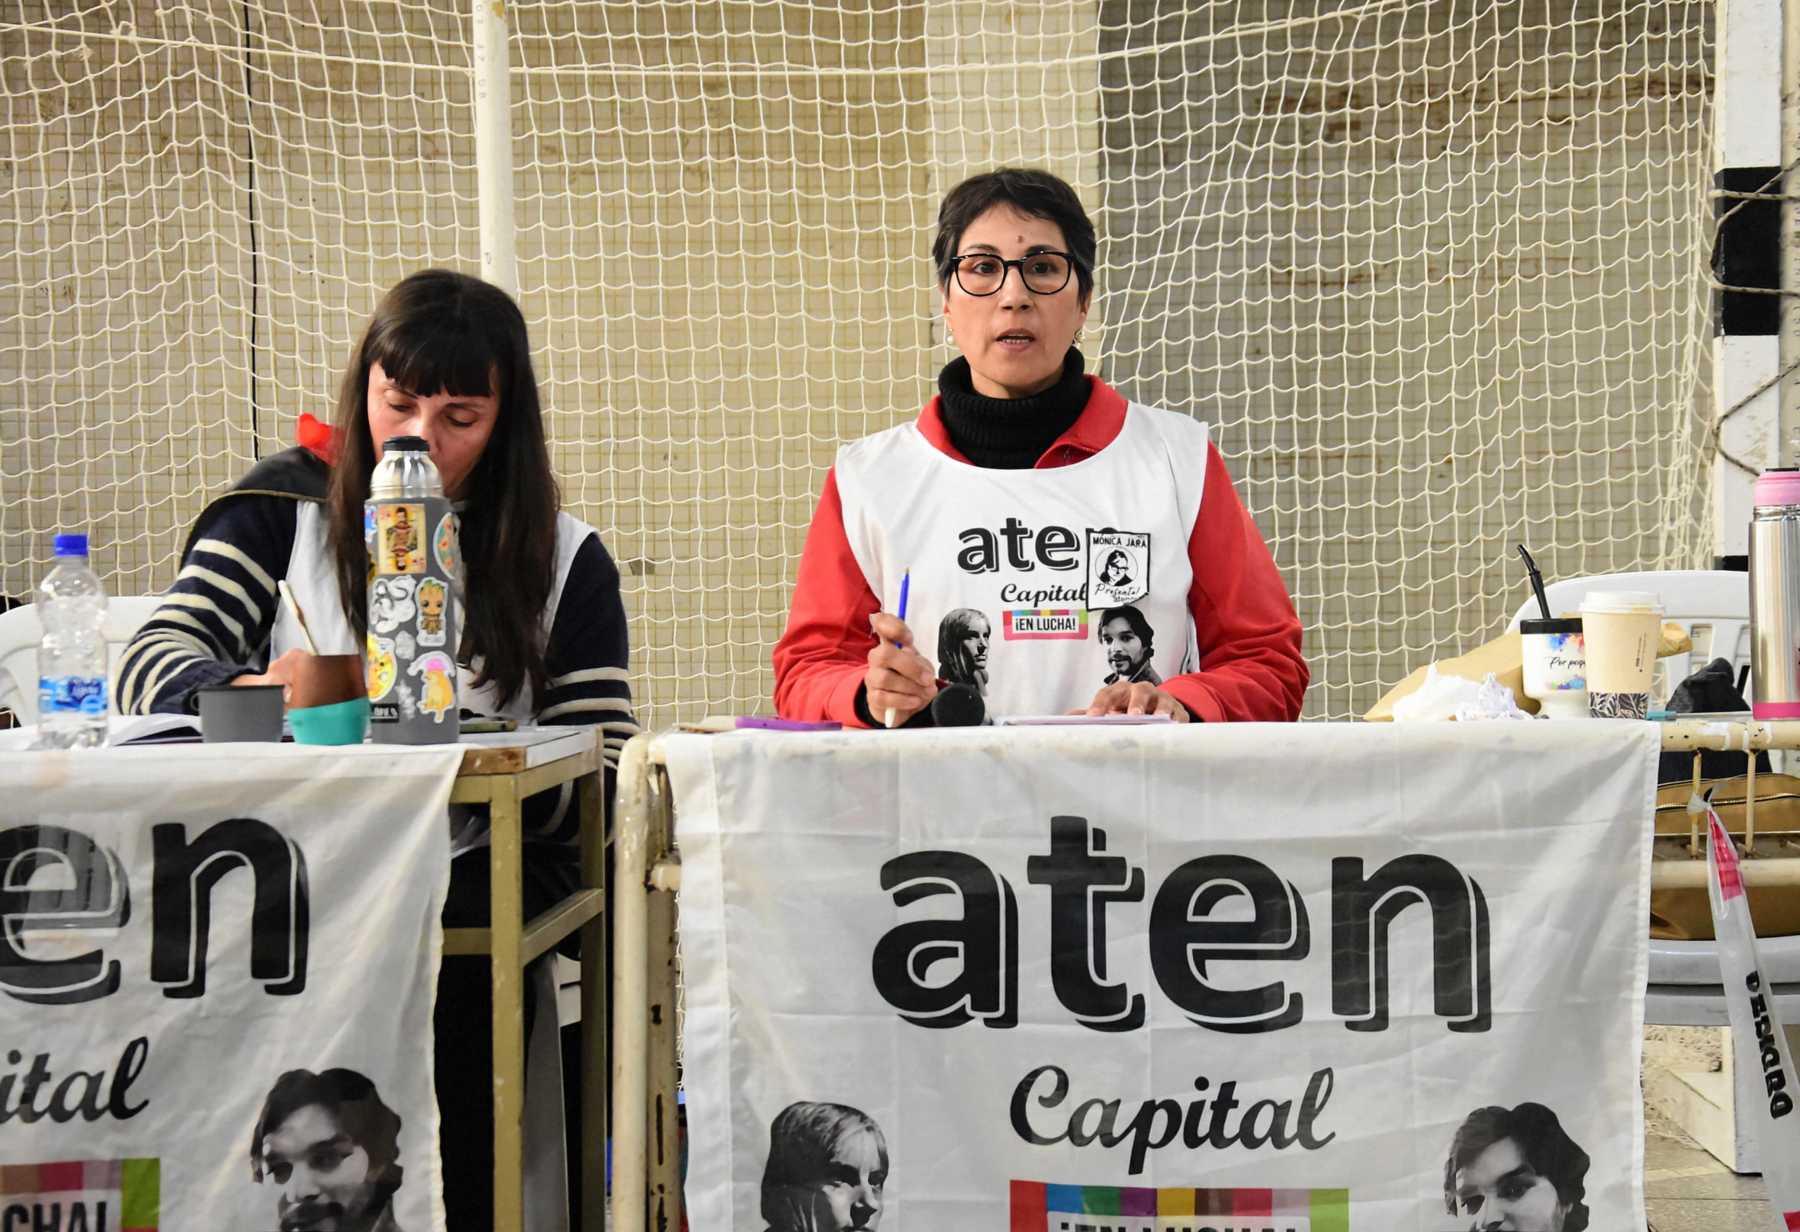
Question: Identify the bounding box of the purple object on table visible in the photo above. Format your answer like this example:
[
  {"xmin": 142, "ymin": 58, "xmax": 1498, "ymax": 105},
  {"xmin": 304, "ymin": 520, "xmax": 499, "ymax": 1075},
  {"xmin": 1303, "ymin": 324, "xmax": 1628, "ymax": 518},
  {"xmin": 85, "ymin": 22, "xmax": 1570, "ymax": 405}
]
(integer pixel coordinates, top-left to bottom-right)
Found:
[{"xmin": 736, "ymin": 717, "xmax": 842, "ymax": 731}]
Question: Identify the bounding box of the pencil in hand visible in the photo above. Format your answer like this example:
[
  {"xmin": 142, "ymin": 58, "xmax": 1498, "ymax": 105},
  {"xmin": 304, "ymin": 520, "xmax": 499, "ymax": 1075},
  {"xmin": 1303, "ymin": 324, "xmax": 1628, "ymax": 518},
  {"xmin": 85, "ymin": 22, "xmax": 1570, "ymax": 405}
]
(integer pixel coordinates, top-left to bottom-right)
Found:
[{"xmin": 277, "ymin": 579, "xmax": 320, "ymax": 656}]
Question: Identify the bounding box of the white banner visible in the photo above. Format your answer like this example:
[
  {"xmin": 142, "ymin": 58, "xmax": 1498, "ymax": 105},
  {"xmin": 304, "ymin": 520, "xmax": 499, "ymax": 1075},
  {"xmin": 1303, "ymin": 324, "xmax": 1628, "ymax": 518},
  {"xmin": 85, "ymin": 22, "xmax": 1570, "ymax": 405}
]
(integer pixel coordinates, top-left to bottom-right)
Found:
[
  {"xmin": 670, "ymin": 721, "xmax": 1659, "ymax": 1232},
  {"xmin": 0, "ymin": 743, "xmax": 461, "ymax": 1232},
  {"xmin": 1706, "ymin": 805, "xmax": 1800, "ymax": 1231}
]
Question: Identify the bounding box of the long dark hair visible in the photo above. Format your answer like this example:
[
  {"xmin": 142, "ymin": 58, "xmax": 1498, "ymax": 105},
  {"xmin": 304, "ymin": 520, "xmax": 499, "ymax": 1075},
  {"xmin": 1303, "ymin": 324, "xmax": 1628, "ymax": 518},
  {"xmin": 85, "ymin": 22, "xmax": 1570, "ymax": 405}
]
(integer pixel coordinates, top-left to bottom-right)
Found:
[{"xmin": 327, "ymin": 269, "xmax": 559, "ymax": 710}]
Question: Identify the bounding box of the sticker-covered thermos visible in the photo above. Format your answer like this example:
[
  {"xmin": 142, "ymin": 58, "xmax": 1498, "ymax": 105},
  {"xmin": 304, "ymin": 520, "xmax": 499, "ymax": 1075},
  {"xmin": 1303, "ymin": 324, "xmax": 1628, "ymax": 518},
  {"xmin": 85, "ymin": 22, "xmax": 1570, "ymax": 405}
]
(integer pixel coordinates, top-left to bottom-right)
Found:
[{"xmin": 365, "ymin": 435, "xmax": 460, "ymax": 744}]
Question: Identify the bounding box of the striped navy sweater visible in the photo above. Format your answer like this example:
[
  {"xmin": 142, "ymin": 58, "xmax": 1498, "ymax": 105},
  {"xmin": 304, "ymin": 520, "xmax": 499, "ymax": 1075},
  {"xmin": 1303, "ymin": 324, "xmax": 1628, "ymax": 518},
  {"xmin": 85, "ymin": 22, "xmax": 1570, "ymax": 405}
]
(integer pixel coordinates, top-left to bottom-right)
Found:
[{"xmin": 118, "ymin": 455, "xmax": 638, "ymax": 879}]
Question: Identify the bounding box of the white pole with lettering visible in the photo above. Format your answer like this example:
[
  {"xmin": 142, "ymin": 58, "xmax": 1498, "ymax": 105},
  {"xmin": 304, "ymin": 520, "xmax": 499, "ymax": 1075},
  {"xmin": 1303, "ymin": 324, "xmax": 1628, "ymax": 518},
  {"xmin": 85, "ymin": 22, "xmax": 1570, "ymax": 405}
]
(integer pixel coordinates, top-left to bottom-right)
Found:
[{"xmin": 1706, "ymin": 803, "xmax": 1800, "ymax": 1228}]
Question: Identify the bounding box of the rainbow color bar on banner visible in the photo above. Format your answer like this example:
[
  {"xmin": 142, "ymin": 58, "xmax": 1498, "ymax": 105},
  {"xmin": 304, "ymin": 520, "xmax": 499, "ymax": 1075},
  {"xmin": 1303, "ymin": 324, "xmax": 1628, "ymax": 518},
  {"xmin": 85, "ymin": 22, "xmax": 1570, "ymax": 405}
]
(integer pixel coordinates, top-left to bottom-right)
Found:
[
  {"xmin": 0, "ymin": 1158, "xmax": 160, "ymax": 1232},
  {"xmin": 1011, "ymin": 1180, "xmax": 1350, "ymax": 1232},
  {"xmin": 1003, "ymin": 608, "xmax": 1090, "ymax": 640}
]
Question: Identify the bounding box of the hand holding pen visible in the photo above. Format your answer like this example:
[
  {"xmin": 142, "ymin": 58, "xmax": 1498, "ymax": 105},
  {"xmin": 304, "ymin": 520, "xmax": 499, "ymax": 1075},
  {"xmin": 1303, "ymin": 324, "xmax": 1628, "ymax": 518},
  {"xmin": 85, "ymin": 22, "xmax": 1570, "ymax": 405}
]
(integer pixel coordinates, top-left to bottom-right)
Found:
[{"xmin": 863, "ymin": 570, "xmax": 937, "ymax": 728}]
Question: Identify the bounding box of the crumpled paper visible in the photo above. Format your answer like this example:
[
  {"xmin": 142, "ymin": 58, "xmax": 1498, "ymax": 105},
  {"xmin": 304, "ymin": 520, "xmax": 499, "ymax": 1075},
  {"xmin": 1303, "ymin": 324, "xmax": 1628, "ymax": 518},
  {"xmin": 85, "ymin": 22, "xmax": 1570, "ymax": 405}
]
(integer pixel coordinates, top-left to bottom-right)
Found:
[{"xmin": 1389, "ymin": 665, "xmax": 1534, "ymax": 722}]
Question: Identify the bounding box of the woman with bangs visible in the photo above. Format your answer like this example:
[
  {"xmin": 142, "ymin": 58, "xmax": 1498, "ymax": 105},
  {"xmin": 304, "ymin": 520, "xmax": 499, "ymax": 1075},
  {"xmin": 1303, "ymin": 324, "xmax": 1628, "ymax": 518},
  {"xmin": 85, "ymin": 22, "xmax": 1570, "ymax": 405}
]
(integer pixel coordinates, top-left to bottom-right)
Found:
[{"xmin": 118, "ymin": 268, "xmax": 636, "ymax": 1228}]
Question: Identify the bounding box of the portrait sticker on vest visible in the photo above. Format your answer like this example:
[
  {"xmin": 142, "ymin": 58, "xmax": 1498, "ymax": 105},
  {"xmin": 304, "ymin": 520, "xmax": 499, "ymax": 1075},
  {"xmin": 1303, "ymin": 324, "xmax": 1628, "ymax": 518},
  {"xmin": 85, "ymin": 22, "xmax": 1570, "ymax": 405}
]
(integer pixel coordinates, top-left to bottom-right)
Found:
[
  {"xmin": 1087, "ymin": 530, "xmax": 1149, "ymax": 606},
  {"xmin": 936, "ymin": 609, "xmax": 992, "ymax": 695},
  {"xmin": 1096, "ymin": 603, "xmax": 1163, "ymax": 688}
]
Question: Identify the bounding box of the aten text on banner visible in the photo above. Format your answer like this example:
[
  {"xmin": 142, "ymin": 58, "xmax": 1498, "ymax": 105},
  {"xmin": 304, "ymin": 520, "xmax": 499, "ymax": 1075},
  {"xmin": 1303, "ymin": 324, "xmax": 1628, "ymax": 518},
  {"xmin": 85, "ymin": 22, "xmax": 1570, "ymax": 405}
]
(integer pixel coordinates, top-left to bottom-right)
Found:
[
  {"xmin": 0, "ymin": 743, "xmax": 460, "ymax": 1232},
  {"xmin": 668, "ymin": 721, "xmax": 1659, "ymax": 1231}
]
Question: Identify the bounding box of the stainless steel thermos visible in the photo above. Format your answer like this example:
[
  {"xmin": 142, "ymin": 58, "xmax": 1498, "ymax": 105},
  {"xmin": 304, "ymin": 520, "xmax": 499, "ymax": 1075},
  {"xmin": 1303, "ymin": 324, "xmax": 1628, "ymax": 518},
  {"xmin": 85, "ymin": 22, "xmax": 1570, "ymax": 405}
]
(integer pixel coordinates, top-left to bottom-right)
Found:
[
  {"xmin": 365, "ymin": 436, "xmax": 460, "ymax": 743},
  {"xmin": 1750, "ymin": 467, "xmax": 1800, "ymax": 719}
]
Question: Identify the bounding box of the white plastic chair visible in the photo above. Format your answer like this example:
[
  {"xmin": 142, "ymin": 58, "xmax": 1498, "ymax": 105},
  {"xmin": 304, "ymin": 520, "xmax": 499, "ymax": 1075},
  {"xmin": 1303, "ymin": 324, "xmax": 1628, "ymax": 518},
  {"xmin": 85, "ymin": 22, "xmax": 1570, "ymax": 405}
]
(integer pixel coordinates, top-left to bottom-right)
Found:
[
  {"xmin": 1513, "ymin": 569, "xmax": 1799, "ymax": 1169},
  {"xmin": 0, "ymin": 596, "xmax": 167, "ymax": 724}
]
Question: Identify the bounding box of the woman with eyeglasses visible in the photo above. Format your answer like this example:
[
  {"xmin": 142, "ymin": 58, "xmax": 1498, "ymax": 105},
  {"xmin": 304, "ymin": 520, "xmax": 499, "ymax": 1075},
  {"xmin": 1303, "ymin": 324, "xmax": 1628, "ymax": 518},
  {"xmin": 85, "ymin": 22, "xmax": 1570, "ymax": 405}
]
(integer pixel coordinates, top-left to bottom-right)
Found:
[{"xmin": 774, "ymin": 168, "xmax": 1307, "ymax": 725}]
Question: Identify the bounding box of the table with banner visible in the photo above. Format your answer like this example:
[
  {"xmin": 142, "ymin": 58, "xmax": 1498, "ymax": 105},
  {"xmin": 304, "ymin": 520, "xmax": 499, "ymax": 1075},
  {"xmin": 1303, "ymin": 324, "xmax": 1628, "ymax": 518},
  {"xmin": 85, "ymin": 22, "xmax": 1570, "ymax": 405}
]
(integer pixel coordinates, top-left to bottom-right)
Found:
[
  {"xmin": 655, "ymin": 720, "xmax": 1666, "ymax": 1232},
  {"xmin": 0, "ymin": 728, "xmax": 605, "ymax": 1232}
]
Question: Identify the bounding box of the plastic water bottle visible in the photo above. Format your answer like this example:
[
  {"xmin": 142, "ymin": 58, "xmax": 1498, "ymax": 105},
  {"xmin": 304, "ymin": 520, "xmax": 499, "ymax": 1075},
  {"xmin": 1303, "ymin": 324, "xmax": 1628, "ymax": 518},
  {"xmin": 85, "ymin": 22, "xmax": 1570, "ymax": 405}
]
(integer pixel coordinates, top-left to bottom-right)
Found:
[
  {"xmin": 34, "ymin": 532, "xmax": 109, "ymax": 749},
  {"xmin": 365, "ymin": 436, "xmax": 460, "ymax": 744}
]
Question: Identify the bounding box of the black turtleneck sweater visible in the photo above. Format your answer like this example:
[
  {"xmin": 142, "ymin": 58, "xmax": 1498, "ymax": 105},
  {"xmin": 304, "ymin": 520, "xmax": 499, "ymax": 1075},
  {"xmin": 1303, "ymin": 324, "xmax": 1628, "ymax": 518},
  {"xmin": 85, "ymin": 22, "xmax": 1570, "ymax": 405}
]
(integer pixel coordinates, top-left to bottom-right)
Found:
[{"xmin": 937, "ymin": 349, "xmax": 1091, "ymax": 469}]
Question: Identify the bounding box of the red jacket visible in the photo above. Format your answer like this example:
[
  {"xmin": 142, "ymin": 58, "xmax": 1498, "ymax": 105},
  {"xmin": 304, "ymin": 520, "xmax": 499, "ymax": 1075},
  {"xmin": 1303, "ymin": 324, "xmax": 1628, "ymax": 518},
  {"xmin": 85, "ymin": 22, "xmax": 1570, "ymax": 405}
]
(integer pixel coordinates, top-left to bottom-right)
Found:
[{"xmin": 773, "ymin": 378, "xmax": 1309, "ymax": 724}]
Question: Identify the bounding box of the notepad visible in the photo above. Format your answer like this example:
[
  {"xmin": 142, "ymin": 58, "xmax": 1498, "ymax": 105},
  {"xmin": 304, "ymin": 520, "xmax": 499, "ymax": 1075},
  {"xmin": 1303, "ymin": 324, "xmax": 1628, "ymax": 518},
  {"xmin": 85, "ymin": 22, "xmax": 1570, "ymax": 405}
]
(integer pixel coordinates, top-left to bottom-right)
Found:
[{"xmin": 993, "ymin": 713, "xmax": 1176, "ymax": 726}]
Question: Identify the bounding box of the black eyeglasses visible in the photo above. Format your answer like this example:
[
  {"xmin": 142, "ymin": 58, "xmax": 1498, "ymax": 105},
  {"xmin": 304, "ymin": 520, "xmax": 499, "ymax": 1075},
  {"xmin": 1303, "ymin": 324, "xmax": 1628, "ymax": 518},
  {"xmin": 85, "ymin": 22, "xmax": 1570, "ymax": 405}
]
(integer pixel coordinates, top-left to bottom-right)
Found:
[{"xmin": 947, "ymin": 251, "xmax": 1077, "ymax": 297}]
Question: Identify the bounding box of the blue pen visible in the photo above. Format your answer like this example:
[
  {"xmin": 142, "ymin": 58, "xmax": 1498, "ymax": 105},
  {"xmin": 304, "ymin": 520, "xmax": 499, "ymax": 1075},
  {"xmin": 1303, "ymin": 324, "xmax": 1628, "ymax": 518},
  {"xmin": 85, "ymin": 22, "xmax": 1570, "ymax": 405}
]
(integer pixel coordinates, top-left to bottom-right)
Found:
[{"xmin": 884, "ymin": 568, "xmax": 911, "ymax": 729}]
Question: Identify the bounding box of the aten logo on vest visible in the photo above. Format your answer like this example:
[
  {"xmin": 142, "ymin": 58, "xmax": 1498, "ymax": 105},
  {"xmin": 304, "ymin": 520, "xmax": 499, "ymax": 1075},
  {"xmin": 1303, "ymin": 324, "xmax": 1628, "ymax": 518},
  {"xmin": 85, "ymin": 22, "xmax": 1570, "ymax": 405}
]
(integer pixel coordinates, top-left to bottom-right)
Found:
[{"xmin": 957, "ymin": 518, "xmax": 1084, "ymax": 574}]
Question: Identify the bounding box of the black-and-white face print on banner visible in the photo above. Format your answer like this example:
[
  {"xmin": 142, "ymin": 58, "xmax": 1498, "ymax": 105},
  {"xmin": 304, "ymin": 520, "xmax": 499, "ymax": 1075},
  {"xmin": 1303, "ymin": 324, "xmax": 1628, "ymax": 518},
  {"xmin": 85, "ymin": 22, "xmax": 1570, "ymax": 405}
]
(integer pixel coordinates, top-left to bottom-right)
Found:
[
  {"xmin": 1087, "ymin": 530, "xmax": 1149, "ymax": 607},
  {"xmin": 761, "ymin": 1101, "xmax": 889, "ymax": 1232}
]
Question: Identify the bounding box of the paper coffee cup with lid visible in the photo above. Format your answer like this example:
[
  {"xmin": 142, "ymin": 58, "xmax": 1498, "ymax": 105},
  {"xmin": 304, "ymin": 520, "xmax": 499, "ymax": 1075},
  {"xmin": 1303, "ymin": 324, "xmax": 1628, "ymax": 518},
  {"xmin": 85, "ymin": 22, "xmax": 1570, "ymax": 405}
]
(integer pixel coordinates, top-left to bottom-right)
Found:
[{"xmin": 1579, "ymin": 590, "xmax": 1663, "ymax": 719}]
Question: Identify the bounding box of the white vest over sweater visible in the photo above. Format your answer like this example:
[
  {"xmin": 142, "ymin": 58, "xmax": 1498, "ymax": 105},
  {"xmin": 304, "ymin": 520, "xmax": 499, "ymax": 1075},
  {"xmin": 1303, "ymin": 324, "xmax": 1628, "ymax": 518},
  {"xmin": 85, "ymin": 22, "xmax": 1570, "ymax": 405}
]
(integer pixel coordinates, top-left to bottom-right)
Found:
[{"xmin": 835, "ymin": 402, "xmax": 1209, "ymax": 717}]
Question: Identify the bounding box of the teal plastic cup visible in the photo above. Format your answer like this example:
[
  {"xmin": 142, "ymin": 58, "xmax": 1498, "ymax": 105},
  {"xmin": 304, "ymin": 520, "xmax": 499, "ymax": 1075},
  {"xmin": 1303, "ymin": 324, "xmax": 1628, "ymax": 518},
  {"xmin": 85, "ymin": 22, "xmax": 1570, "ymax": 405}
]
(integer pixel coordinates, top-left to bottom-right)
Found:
[{"xmin": 289, "ymin": 695, "xmax": 370, "ymax": 746}]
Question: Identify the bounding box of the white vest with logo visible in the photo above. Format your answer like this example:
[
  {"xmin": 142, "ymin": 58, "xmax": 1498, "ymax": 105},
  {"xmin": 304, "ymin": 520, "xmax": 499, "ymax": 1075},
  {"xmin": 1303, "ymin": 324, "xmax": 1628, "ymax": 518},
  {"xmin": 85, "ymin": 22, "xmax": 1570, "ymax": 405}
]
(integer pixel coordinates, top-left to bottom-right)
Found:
[
  {"xmin": 834, "ymin": 402, "xmax": 1209, "ymax": 718},
  {"xmin": 272, "ymin": 502, "xmax": 593, "ymax": 720}
]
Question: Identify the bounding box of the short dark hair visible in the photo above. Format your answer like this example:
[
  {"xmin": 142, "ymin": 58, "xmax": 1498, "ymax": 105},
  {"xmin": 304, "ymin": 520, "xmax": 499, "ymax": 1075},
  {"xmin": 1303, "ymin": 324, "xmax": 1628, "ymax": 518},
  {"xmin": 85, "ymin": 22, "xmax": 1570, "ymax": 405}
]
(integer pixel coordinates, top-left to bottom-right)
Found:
[
  {"xmin": 931, "ymin": 169, "xmax": 1096, "ymax": 304},
  {"xmin": 250, "ymin": 1068, "xmax": 404, "ymax": 1196},
  {"xmin": 761, "ymin": 1101, "xmax": 887, "ymax": 1225},
  {"xmin": 1443, "ymin": 1103, "xmax": 1589, "ymax": 1231},
  {"xmin": 1099, "ymin": 604, "xmax": 1153, "ymax": 650}
]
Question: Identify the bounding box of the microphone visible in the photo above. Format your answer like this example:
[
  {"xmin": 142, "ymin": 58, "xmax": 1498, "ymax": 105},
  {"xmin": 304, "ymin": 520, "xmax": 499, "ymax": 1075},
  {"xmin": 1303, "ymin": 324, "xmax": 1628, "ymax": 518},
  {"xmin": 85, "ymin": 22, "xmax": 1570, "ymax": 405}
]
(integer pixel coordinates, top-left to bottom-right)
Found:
[{"xmin": 928, "ymin": 682, "xmax": 987, "ymax": 728}]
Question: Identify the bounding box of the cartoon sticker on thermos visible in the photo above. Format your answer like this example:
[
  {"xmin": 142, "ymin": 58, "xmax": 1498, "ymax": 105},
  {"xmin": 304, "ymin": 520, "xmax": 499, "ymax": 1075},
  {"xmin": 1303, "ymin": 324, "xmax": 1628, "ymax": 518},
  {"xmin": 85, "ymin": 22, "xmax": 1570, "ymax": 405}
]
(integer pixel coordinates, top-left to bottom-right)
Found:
[
  {"xmin": 416, "ymin": 577, "xmax": 448, "ymax": 648},
  {"xmin": 410, "ymin": 651, "xmax": 457, "ymax": 723},
  {"xmin": 433, "ymin": 511, "xmax": 460, "ymax": 579},
  {"xmin": 378, "ymin": 503, "xmax": 425, "ymax": 574},
  {"xmin": 366, "ymin": 634, "xmax": 397, "ymax": 701},
  {"xmin": 369, "ymin": 575, "xmax": 417, "ymax": 635}
]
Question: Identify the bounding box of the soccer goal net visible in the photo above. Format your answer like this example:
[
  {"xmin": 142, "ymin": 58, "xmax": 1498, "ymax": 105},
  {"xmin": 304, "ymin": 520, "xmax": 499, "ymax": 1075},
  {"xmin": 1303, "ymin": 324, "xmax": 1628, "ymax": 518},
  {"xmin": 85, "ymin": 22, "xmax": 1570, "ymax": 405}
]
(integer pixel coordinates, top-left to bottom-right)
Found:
[{"xmin": 1, "ymin": 0, "xmax": 1717, "ymax": 725}]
